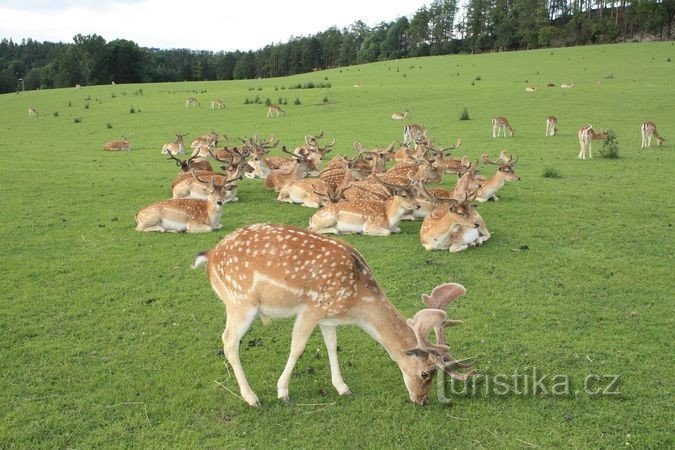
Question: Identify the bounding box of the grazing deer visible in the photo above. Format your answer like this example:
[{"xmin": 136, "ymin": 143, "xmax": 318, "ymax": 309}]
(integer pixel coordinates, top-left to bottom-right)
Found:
[
  {"xmin": 492, "ymin": 116, "xmax": 514, "ymax": 138},
  {"xmin": 391, "ymin": 109, "xmax": 409, "ymax": 120},
  {"xmin": 545, "ymin": 116, "xmax": 558, "ymax": 137},
  {"xmin": 192, "ymin": 223, "xmax": 477, "ymax": 406},
  {"xmin": 267, "ymin": 104, "xmax": 285, "ymax": 117},
  {"xmin": 161, "ymin": 132, "xmax": 189, "ymax": 155},
  {"xmin": 186, "ymin": 97, "xmax": 200, "ymax": 108},
  {"xmin": 577, "ymin": 125, "xmax": 608, "ymax": 160},
  {"xmin": 210, "ymin": 99, "xmax": 225, "ymax": 110},
  {"xmin": 475, "ymin": 155, "xmax": 520, "ymax": 202},
  {"xmin": 103, "ymin": 136, "xmax": 131, "ymax": 151},
  {"xmin": 525, "ymin": 85, "xmax": 537, "ymax": 92},
  {"xmin": 135, "ymin": 176, "xmax": 234, "ymax": 233},
  {"xmin": 28, "ymin": 107, "xmax": 39, "ymax": 117},
  {"xmin": 561, "ymin": 82, "xmax": 574, "ymax": 89},
  {"xmin": 640, "ymin": 121, "xmax": 666, "ymax": 148}
]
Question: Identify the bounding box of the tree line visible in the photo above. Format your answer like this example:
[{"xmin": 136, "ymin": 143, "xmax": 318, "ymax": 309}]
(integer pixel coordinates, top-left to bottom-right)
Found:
[{"xmin": 1, "ymin": 0, "xmax": 672, "ymax": 94}]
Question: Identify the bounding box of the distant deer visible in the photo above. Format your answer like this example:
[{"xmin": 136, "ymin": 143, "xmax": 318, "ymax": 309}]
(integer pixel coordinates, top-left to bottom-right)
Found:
[
  {"xmin": 186, "ymin": 97, "xmax": 200, "ymax": 108},
  {"xmin": 640, "ymin": 121, "xmax": 666, "ymax": 148},
  {"xmin": 391, "ymin": 109, "xmax": 409, "ymax": 120},
  {"xmin": 577, "ymin": 125, "xmax": 608, "ymax": 160},
  {"xmin": 492, "ymin": 116, "xmax": 514, "ymax": 138},
  {"xmin": 192, "ymin": 223, "xmax": 477, "ymax": 406},
  {"xmin": 545, "ymin": 116, "xmax": 558, "ymax": 137},
  {"xmin": 267, "ymin": 104, "xmax": 285, "ymax": 117},
  {"xmin": 103, "ymin": 136, "xmax": 131, "ymax": 151},
  {"xmin": 28, "ymin": 107, "xmax": 39, "ymax": 117}
]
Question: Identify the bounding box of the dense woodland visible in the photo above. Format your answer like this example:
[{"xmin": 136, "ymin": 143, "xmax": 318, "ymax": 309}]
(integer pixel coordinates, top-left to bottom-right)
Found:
[{"xmin": 1, "ymin": 0, "xmax": 672, "ymax": 93}]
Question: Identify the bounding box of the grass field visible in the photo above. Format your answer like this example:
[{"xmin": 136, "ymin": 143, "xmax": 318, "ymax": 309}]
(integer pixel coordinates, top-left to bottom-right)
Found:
[{"xmin": 1, "ymin": 41, "xmax": 673, "ymax": 448}]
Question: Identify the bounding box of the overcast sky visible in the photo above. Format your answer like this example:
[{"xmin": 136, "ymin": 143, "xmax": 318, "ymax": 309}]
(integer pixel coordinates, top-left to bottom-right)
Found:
[{"xmin": 0, "ymin": 0, "xmax": 431, "ymax": 52}]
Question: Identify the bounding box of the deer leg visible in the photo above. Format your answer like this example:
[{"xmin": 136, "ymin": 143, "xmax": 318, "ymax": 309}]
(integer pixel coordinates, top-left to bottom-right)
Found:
[
  {"xmin": 319, "ymin": 324, "xmax": 351, "ymax": 396},
  {"xmin": 222, "ymin": 305, "xmax": 260, "ymax": 407},
  {"xmin": 186, "ymin": 222, "xmax": 214, "ymax": 233},
  {"xmin": 277, "ymin": 312, "xmax": 320, "ymax": 402}
]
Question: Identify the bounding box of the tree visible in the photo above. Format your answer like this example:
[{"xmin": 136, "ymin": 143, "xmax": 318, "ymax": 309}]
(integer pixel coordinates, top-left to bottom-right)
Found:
[{"xmin": 406, "ymin": 6, "xmax": 431, "ymax": 56}]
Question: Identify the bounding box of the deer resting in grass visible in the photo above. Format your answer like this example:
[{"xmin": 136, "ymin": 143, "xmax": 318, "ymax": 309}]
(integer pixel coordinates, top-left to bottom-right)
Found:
[
  {"xmin": 135, "ymin": 175, "xmax": 234, "ymax": 233},
  {"xmin": 192, "ymin": 223, "xmax": 477, "ymax": 406}
]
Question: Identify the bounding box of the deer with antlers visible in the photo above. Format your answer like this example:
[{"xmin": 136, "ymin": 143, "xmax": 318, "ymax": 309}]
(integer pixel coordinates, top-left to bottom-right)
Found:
[
  {"xmin": 475, "ymin": 154, "xmax": 520, "ymax": 202},
  {"xmin": 577, "ymin": 125, "xmax": 608, "ymax": 160},
  {"xmin": 135, "ymin": 174, "xmax": 235, "ymax": 233},
  {"xmin": 103, "ymin": 136, "xmax": 131, "ymax": 151},
  {"xmin": 161, "ymin": 132, "xmax": 189, "ymax": 155},
  {"xmin": 640, "ymin": 121, "xmax": 666, "ymax": 148},
  {"xmin": 308, "ymin": 177, "xmax": 417, "ymax": 236},
  {"xmin": 192, "ymin": 223, "xmax": 477, "ymax": 406},
  {"xmin": 419, "ymin": 183, "xmax": 489, "ymax": 252},
  {"xmin": 264, "ymin": 147, "xmax": 315, "ymax": 192}
]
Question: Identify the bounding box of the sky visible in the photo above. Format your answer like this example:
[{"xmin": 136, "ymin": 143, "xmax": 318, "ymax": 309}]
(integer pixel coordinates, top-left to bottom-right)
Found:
[{"xmin": 0, "ymin": 0, "xmax": 431, "ymax": 52}]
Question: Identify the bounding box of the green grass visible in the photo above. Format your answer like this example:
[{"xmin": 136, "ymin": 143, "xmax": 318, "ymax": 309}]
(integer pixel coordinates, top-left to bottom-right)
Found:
[{"xmin": 1, "ymin": 42, "xmax": 673, "ymax": 448}]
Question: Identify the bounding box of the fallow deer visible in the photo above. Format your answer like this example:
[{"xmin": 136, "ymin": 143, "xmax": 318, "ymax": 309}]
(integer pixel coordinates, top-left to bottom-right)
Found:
[
  {"xmin": 267, "ymin": 104, "xmax": 285, "ymax": 117},
  {"xmin": 420, "ymin": 199, "xmax": 485, "ymax": 253},
  {"xmin": 264, "ymin": 147, "xmax": 314, "ymax": 192},
  {"xmin": 640, "ymin": 121, "xmax": 666, "ymax": 148},
  {"xmin": 577, "ymin": 125, "xmax": 608, "ymax": 160},
  {"xmin": 135, "ymin": 176, "xmax": 233, "ymax": 233},
  {"xmin": 186, "ymin": 97, "xmax": 200, "ymax": 107},
  {"xmin": 192, "ymin": 223, "xmax": 477, "ymax": 406},
  {"xmin": 492, "ymin": 116, "xmax": 515, "ymax": 138},
  {"xmin": 308, "ymin": 179, "xmax": 417, "ymax": 236},
  {"xmin": 391, "ymin": 109, "xmax": 409, "ymax": 120},
  {"xmin": 161, "ymin": 132, "xmax": 189, "ymax": 155},
  {"xmin": 104, "ymin": 136, "xmax": 131, "ymax": 151},
  {"xmin": 210, "ymin": 99, "xmax": 225, "ymax": 110},
  {"xmin": 475, "ymin": 155, "xmax": 520, "ymax": 202},
  {"xmin": 546, "ymin": 116, "xmax": 558, "ymax": 137},
  {"xmin": 28, "ymin": 107, "xmax": 39, "ymax": 117}
]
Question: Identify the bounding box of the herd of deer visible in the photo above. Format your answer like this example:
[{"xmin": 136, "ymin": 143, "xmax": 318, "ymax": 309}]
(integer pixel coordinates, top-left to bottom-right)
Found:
[{"xmin": 99, "ymin": 110, "xmax": 666, "ymax": 407}]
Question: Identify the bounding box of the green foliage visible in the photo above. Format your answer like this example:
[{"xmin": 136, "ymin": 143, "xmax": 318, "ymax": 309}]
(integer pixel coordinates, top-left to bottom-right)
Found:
[
  {"xmin": 0, "ymin": 43, "xmax": 672, "ymax": 449},
  {"xmin": 294, "ymin": 97, "xmax": 301, "ymax": 105},
  {"xmin": 599, "ymin": 130, "xmax": 620, "ymax": 158},
  {"xmin": 460, "ymin": 106, "xmax": 470, "ymax": 120},
  {"xmin": 543, "ymin": 167, "xmax": 561, "ymax": 178},
  {"xmin": 264, "ymin": 98, "xmax": 271, "ymax": 106},
  {"xmin": 129, "ymin": 106, "xmax": 135, "ymax": 113},
  {"xmin": 73, "ymin": 117, "xmax": 81, "ymax": 123}
]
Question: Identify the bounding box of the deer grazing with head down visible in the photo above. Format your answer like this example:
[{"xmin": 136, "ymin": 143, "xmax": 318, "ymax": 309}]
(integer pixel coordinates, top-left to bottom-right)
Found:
[
  {"xmin": 135, "ymin": 173, "xmax": 237, "ymax": 233},
  {"xmin": 492, "ymin": 116, "xmax": 515, "ymax": 138},
  {"xmin": 577, "ymin": 125, "xmax": 608, "ymax": 160},
  {"xmin": 640, "ymin": 121, "xmax": 666, "ymax": 148},
  {"xmin": 192, "ymin": 223, "xmax": 477, "ymax": 406}
]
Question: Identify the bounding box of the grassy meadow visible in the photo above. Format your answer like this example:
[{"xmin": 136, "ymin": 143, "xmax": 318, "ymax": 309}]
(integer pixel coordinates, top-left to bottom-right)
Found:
[{"xmin": 0, "ymin": 41, "xmax": 673, "ymax": 448}]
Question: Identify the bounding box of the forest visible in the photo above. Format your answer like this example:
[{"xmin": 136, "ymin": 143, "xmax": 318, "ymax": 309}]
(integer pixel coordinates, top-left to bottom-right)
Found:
[{"xmin": 0, "ymin": 0, "xmax": 672, "ymax": 93}]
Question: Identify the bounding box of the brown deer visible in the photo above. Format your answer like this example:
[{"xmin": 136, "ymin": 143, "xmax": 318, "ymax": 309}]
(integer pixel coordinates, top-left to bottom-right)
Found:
[
  {"xmin": 577, "ymin": 125, "xmax": 608, "ymax": 160},
  {"xmin": 103, "ymin": 136, "xmax": 131, "ymax": 151},
  {"xmin": 641, "ymin": 121, "xmax": 666, "ymax": 148},
  {"xmin": 475, "ymin": 155, "xmax": 520, "ymax": 202},
  {"xmin": 492, "ymin": 116, "xmax": 515, "ymax": 138},
  {"xmin": 161, "ymin": 132, "xmax": 189, "ymax": 155},
  {"xmin": 192, "ymin": 223, "xmax": 477, "ymax": 406},
  {"xmin": 135, "ymin": 175, "xmax": 234, "ymax": 233}
]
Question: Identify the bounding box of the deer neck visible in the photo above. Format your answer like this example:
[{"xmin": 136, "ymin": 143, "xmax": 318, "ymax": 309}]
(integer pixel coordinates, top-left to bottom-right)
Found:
[
  {"xmin": 384, "ymin": 196, "xmax": 409, "ymax": 226},
  {"xmin": 206, "ymin": 198, "xmax": 224, "ymax": 226},
  {"xmin": 352, "ymin": 298, "xmax": 417, "ymax": 362}
]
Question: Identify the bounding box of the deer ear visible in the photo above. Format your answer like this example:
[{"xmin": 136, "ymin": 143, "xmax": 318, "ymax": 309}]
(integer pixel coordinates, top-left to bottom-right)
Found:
[{"xmin": 405, "ymin": 348, "xmax": 429, "ymax": 358}]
